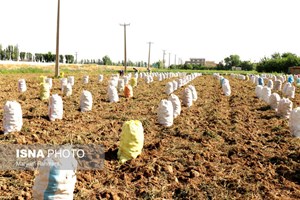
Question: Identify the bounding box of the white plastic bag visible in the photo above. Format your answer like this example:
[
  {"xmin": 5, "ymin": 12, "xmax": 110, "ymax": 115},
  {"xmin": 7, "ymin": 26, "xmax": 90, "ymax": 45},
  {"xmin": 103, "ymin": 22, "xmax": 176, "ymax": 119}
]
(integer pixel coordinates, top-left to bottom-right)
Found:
[
  {"xmin": 282, "ymin": 82, "xmax": 290, "ymax": 96},
  {"xmin": 286, "ymin": 84, "xmax": 295, "ymax": 98},
  {"xmin": 83, "ymin": 75, "xmax": 89, "ymax": 84},
  {"xmin": 182, "ymin": 87, "xmax": 193, "ymax": 107},
  {"xmin": 48, "ymin": 94, "xmax": 63, "ymax": 121},
  {"xmin": 269, "ymin": 93, "xmax": 281, "ymax": 111},
  {"xmin": 172, "ymin": 80, "xmax": 178, "ymax": 91},
  {"xmin": 277, "ymin": 98, "xmax": 293, "ymax": 119},
  {"xmin": 168, "ymin": 94, "xmax": 181, "ymax": 118},
  {"xmin": 108, "ymin": 85, "xmax": 119, "ymax": 102},
  {"xmin": 157, "ymin": 99, "xmax": 174, "ymax": 127},
  {"xmin": 32, "ymin": 148, "xmax": 77, "ymax": 200},
  {"xmin": 165, "ymin": 82, "xmax": 173, "ymax": 95},
  {"xmin": 18, "ymin": 79, "xmax": 27, "ymax": 93},
  {"xmin": 98, "ymin": 74, "xmax": 104, "ymax": 83},
  {"xmin": 117, "ymin": 79, "xmax": 125, "ymax": 92},
  {"xmin": 261, "ymin": 86, "xmax": 271, "ymax": 104},
  {"xmin": 3, "ymin": 101, "xmax": 23, "ymax": 134},
  {"xmin": 273, "ymin": 80, "xmax": 282, "ymax": 91},
  {"xmin": 267, "ymin": 79, "xmax": 273, "ymax": 89},
  {"xmin": 63, "ymin": 84, "xmax": 72, "ymax": 97},
  {"xmin": 80, "ymin": 90, "xmax": 93, "ymax": 112},
  {"xmin": 222, "ymin": 79, "xmax": 231, "ymax": 96},
  {"xmin": 289, "ymin": 107, "xmax": 300, "ymax": 137},
  {"xmin": 188, "ymin": 85, "xmax": 197, "ymax": 101},
  {"xmin": 255, "ymin": 85, "xmax": 263, "ymax": 99},
  {"xmin": 67, "ymin": 76, "xmax": 75, "ymax": 86},
  {"xmin": 45, "ymin": 78, "xmax": 53, "ymax": 89},
  {"xmin": 61, "ymin": 78, "xmax": 68, "ymax": 92}
]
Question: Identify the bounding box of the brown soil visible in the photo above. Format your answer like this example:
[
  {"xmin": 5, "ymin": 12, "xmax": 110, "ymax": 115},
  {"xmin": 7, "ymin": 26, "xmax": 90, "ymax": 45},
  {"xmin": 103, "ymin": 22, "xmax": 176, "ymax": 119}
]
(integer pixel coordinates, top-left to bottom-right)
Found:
[{"xmin": 0, "ymin": 73, "xmax": 299, "ymax": 199}]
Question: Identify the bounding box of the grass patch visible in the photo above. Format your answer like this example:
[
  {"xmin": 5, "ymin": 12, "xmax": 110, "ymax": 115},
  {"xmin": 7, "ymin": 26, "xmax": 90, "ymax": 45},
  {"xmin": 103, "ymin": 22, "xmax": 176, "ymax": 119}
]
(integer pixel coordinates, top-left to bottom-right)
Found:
[{"xmin": 0, "ymin": 67, "xmax": 51, "ymax": 74}]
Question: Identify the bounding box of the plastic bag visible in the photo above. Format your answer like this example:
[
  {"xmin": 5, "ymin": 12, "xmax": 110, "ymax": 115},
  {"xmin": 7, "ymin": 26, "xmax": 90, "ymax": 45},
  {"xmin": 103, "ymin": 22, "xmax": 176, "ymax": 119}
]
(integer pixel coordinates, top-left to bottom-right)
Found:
[
  {"xmin": 80, "ymin": 90, "xmax": 93, "ymax": 112},
  {"xmin": 157, "ymin": 99, "xmax": 174, "ymax": 127},
  {"xmin": 261, "ymin": 86, "xmax": 271, "ymax": 104},
  {"xmin": 289, "ymin": 107, "xmax": 300, "ymax": 137},
  {"xmin": 267, "ymin": 79, "xmax": 273, "ymax": 89},
  {"xmin": 40, "ymin": 82, "xmax": 50, "ymax": 101},
  {"xmin": 222, "ymin": 79, "xmax": 231, "ymax": 96},
  {"xmin": 172, "ymin": 80, "xmax": 178, "ymax": 91},
  {"xmin": 48, "ymin": 94, "xmax": 63, "ymax": 121},
  {"xmin": 188, "ymin": 85, "xmax": 197, "ymax": 101},
  {"xmin": 18, "ymin": 79, "xmax": 27, "ymax": 93},
  {"xmin": 277, "ymin": 98, "xmax": 293, "ymax": 118},
  {"xmin": 117, "ymin": 79, "xmax": 125, "ymax": 92},
  {"xmin": 117, "ymin": 120, "xmax": 144, "ymax": 163},
  {"xmin": 124, "ymin": 85, "xmax": 133, "ymax": 98},
  {"xmin": 273, "ymin": 80, "xmax": 282, "ymax": 91},
  {"xmin": 61, "ymin": 78, "xmax": 68, "ymax": 92},
  {"xmin": 182, "ymin": 87, "xmax": 193, "ymax": 107},
  {"xmin": 168, "ymin": 94, "xmax": 181, "ymax": 118},
  {"xmin": 269, "ymin": 93, "xmax": 281, "ymax": 111},
  {"xmin": 3, "ymin": 101, "xmax": 23, "ymax": 134},
  {"xmin": 63, "ymin": 84, "xmax": 72, "ymax": 97},
  {"xmin": 130, "ymin": 77, "xmax": 138, "ymax": 87},
  {"xmin": 83, "ymin": 75, "xmax": 89, "ymax": 84},
  {"xmin": 98, "ymin": 74, "xmax": 104, "ymax": 83},
  {"xmin": 108, "ymin": 85, "xmax": 119, "ymax": 102},
  {"xmin": 45, "ymin": 78, "xmax": 53, "ymax": 89},
  {"xmin": 67, "ymin": 76, "xmax": 75, "ymax": 86},
  {"xmin": 165, "ymin": 82, "xmax": 173, "ymax": 95},
  {"xmin": 258, "ymin": 77, "xmax": 264, "ymax": 86},
  {"xmin": 33, "ymin": 147, "xmax": 77, "ymax": 199},
  {"xmin": 286, "ymin": 84, "xmax": 295, "ymax": 98},
  {"xmin": 255, "ymin": 85, "xmax": 263, "ymax": 99}
]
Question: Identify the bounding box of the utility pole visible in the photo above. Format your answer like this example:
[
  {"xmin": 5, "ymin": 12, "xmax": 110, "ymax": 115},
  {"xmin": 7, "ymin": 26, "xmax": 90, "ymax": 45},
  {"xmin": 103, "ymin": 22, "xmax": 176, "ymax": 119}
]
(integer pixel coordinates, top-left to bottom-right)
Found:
[
  {"xmin": 55, "ymin": 0, "xmax": 60, "ymax": 77},
  {"xmin": 120, "ymin": 23, "xmax": 130, "ymax": 73},
  {"xmin": 174, "ymin": 54, "xmax": 176, "ymax": 65},
  {"xmin": 147, "ymin": 42, "xmax": 153, "ymax": 70},
  {"xmin": 168, "ymin": 52, "xmax": 171, "ymax": 68},
  {"xmin": 162, "ymin": 50, "xmax": 166, "ymax": 68},
  {"xmin": 75, "ymin": 52, "xmax": 78, "ymax": 64}
]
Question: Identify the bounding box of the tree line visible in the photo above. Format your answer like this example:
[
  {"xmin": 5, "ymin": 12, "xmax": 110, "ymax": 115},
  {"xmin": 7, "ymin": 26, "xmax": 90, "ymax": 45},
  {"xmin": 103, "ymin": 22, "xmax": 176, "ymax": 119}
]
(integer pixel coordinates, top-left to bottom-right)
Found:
[{"xmin": 0, "ymin": 44, "xmax": 74, "ymax": 63}]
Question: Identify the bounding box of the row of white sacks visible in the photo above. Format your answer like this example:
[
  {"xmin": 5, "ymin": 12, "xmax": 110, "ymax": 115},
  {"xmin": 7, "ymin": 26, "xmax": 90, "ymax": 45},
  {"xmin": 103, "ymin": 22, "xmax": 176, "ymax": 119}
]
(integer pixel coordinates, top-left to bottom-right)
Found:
[
  {"xmin": 165, "ymin": 73, "xmax": 202, "ymax": 95},
  {"xmin": 158, "ymin": 74, "xmax": 201, "ymax": 127},
  {"xmin": 213, "ymin": 73, "xmax": 231, "ymax": 96},
  {"xmin": 158, "ymin": 85, "xmax": 198, "ymax": 127},
  {"xmin": 255, "ymin": 86, "xmax": 299, "ymax": 137}
]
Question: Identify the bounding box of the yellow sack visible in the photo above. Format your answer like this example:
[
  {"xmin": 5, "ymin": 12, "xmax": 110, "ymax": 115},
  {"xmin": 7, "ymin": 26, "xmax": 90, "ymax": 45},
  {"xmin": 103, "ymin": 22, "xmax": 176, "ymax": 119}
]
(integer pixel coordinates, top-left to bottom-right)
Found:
[
  {"xmin": 118, "ymin": 120, "xmax": 144, "ymax": 163},
  {"xmin": 40, "ymin": 82, "xmax": 50, "ymax": 100},
  {"xmin": 130, "ymin": 77, "xmax": 137, "ymax": 88},
  {"xmin": 39, "ymin": 75, "xmax": 47, "ymax": 83},
  {"xmin": 60, "ymin": 72, "xmax": 65, "ymax": 78}
]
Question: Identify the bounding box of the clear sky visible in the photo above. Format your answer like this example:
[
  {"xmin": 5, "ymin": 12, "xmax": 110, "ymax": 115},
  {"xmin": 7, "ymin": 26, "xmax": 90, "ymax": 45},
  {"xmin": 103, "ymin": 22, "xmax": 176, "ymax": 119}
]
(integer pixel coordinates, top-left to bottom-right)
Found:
[{"xmin": 1, "ymin": 0, "xmax": 300, "ymax": 64}]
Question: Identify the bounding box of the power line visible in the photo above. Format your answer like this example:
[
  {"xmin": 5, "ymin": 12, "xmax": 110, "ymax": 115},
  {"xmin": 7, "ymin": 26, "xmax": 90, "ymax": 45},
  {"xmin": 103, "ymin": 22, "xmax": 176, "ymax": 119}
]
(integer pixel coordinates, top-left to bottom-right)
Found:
[
  {"xmin": 120, "ymin": 23, "xmax": 130, "ymax": 73},
  {"xmin": 147, "ymin": 42, "xmax": 153, "ymax": 70}
]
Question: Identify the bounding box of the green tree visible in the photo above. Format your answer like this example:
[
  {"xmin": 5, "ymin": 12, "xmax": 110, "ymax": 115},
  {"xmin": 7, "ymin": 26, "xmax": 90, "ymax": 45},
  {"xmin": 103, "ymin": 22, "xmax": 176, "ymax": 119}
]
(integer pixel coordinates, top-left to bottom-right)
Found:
[
  {"xmin": 102, "ymin": 55, "xmax": 112, "ymax": 65},
  {"xmin": 20, "ymin": 52, "xmax": 26, "ymax": 61},
  {"xmin": 240, "ymin": 61, "xmax": 254, "ymax": 71},
  {"xmin": 59, "ymin": 55, "xmax": 64, "ymax": 63},
  {"xmin": 12, "ymin": 45, "xmax": 19, "ymax": 61},
  {"xmin": 224, "ymin": 54, "xmax": 241, "ymax": 69}
]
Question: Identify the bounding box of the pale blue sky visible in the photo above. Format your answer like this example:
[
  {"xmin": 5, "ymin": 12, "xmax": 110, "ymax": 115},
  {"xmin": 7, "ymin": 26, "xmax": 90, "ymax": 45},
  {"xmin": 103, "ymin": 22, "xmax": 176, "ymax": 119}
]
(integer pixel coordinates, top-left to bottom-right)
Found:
[{"xmin": 1, "ymin": 0, "xmax": 299, "ymax": 64}]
